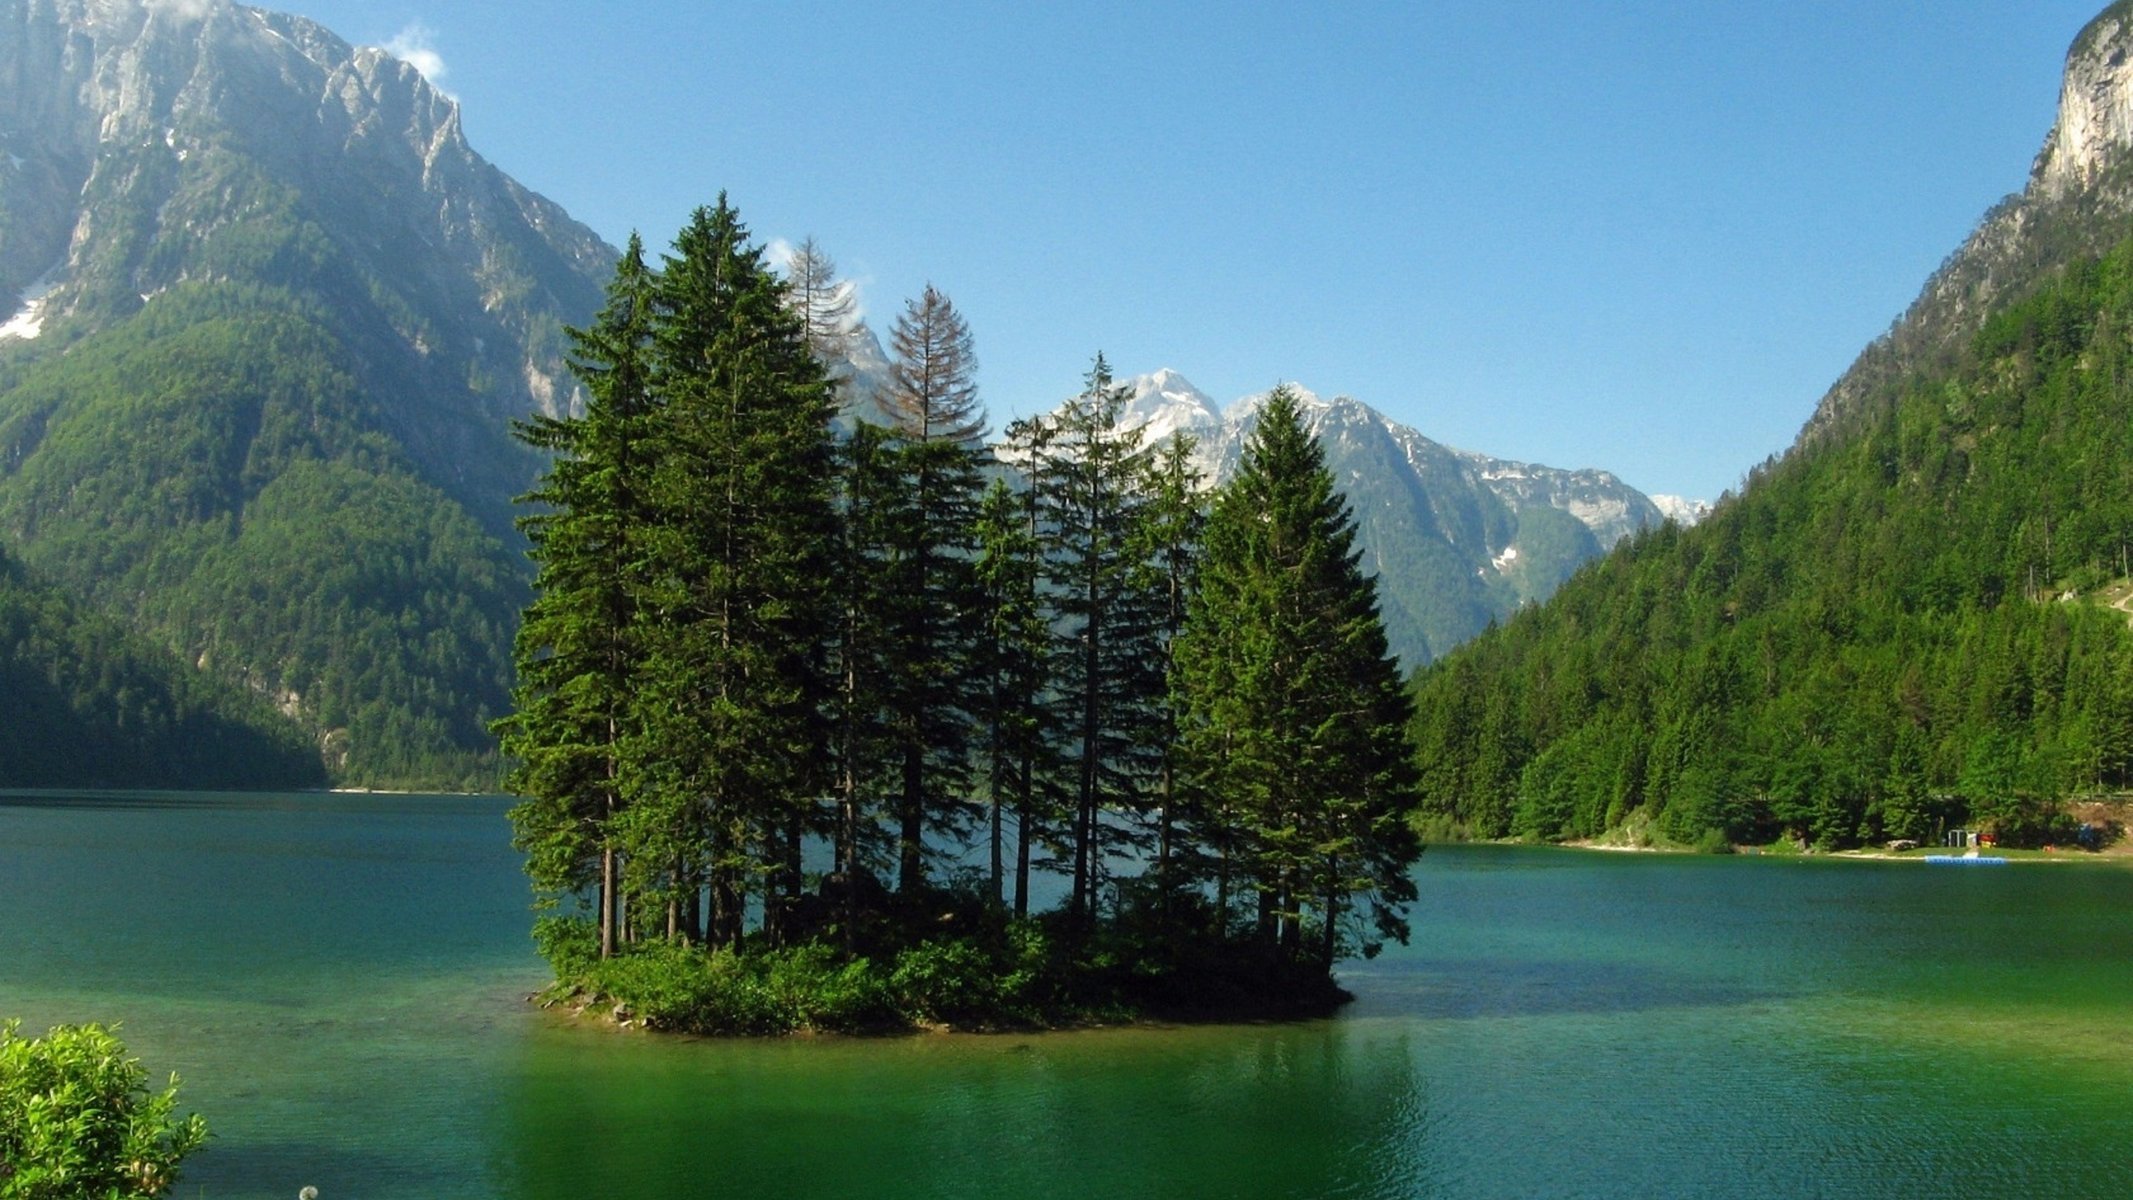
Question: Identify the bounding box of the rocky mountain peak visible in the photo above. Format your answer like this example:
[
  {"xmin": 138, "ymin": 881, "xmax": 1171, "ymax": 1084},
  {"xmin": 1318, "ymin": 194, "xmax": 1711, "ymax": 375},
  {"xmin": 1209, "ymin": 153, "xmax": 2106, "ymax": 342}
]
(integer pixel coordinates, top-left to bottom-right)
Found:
[
  {"xmin": 0, "ymin": 0, "xmax": 623, "ymax": 784},
  {"xmin": 2035, "ymin": 2, "xmax": 2133, "ymax": 199},
  {"xmin": 1801, "ymin": 2, "xmax": 2133, "ymax": 448},
  {"xmin": 1074, "ymin": 370, "xmax": 1667, "ymax": 665},
  {"xmin": 1119, "ymin": 368, "xmax": 1223, "ymax": 442},
  {"xmin": 0, "ymin": 0, "xmax": 612, "ymax": 436}
]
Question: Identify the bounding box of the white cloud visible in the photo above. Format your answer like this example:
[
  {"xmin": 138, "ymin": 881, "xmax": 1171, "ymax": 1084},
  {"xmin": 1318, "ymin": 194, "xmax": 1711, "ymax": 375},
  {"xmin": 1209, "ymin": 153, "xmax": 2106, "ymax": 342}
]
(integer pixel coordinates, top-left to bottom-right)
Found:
[{"xmin": 384, "ymin": 22, "xmax": 453, "ymax": 97}]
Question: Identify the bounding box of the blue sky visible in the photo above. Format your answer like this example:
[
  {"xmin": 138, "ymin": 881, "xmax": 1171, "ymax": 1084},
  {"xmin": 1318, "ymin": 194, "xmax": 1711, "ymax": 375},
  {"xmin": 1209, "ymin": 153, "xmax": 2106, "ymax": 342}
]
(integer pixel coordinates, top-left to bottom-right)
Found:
[{"xmin": 285, "ymin": 2, "xmax": 2099, "ymax": 501}]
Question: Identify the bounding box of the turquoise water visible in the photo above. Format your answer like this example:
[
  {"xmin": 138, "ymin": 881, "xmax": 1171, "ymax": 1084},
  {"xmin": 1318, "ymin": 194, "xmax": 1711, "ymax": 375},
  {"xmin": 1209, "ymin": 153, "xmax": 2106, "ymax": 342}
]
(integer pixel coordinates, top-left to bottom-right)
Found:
[{"xmin": 4, "ymin": 792, "xmax": 2131, "ymax": 1198}]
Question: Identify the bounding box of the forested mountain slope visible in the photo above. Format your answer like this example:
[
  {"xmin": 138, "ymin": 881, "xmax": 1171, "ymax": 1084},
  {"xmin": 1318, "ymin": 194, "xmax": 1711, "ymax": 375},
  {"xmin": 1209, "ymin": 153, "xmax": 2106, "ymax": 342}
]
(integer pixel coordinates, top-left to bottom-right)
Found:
[
  {"xmin": 1412, "ymin": 2, "xmax": 2133, "ymax": 848},
  {"xmin": 0, "ymin": 537, "xmax": 323, "ymax": 787},
  {"xmin": 0, "ymin": 0, "xmax": 613, "ymax": 785}
]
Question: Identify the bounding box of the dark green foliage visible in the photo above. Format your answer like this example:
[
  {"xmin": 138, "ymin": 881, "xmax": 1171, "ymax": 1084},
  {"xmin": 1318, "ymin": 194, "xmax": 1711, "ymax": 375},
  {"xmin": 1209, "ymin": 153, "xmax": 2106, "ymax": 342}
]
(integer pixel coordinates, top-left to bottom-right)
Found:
[
  {"xmin": 504, "ymin": 198, "xmax": 839, "ymax": 954},
  {"xmin": 498, "ymin": 237, "xmax": 658, "ymax": 954},
  {"xmin": 1174, "ymin": 385, "xmax": 1421, "ymax": 963},
  {"xmin": 625, "ymin": 198, "xmax": 839, "ymax": 948},
  {"xmin": 1414, "ymin": 235, "xmax": 2133, "ymax": 850},
  {"xmin": 0, "ymin": 282, "xmax": 525, "ymax": 787},
  {"xmin": 824, "ymin": 421, "xmax": 905, "ymax": 921},
  {"xmin": 1032, "ymin": 355, "xmax": 1169, "ymax": 925},
  {"xmin": 877, "ymin": 287, "xmax": 989, "ymax": 894},
  {"xmin": 531, "ymin": 905, "xmax": 1349, "ymax": 1036},
  {"xmin": 0, "ymin": 1020, "xmax": 209, "ymax": 1199},
  {"xmin": 504, "ymin": 231, "xmax": 1419, "ymax": 1027},
  {"xmin": 980, "ymin": 420, "xmax": 1067, "ymax": 916},
  {"xmin": 0, "ymin": 538, "xmax": 322, "ymax": 788}
]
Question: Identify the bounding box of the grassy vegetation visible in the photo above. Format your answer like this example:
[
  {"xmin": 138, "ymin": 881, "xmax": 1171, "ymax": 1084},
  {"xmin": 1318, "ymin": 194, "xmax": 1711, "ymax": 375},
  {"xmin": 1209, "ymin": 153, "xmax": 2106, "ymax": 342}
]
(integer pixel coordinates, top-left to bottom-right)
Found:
[{"xmin": 532, "ymin": 887, "xmax": 1353, "ymax": 1037}]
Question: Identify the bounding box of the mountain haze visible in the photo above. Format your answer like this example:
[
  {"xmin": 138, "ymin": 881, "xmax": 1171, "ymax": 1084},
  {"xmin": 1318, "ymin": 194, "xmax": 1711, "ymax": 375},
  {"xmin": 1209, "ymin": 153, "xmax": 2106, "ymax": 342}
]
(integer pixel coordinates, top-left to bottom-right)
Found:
[{"xmin": 0, "ymin": 0, "xmax": 614, "ymax": 784}]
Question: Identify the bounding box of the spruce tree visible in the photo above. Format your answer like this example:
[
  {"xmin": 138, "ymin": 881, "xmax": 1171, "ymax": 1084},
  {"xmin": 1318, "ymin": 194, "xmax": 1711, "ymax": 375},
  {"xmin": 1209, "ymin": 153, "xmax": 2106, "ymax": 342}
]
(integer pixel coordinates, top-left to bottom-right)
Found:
[
  {"xmin": 627, "ymin": 196, "xmax": 839, "ymax": 949},
  {"xmin": 498, "ymin": 234, "xmax": 657, "ymax": 959},
  {"xmin": 880, "ymin": 284, "xmax": 988, "ymax": 896},
  {"xmin": 1037, "ymin": 354, "xmax": 1166, "ymax": 927},
  {"xmin": 998, "ymin": 415, "xmax": 1066, "ymax": 915},
  {"xmin": 1174, "ymin": 384, "xmax": 1420, "ymax": 965},
  {"xmin": 1132, "ymin": 432, "xmax": 1205, "ymax": 920},
  {"xmin": 825, "ymin": 420, "xmax": 904, "ymax": 936},
  {"xmin": 974, "ymin": 472, "xmax": 1052, "ymax": 910}
]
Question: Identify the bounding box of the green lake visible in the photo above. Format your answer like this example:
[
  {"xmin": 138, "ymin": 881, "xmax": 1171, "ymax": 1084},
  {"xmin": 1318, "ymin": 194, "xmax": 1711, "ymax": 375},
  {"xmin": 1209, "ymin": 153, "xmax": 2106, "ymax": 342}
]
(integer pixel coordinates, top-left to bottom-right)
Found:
[{"xmin": 3, "ymin": 790, "xmax": 2131, "ymax": 1198}]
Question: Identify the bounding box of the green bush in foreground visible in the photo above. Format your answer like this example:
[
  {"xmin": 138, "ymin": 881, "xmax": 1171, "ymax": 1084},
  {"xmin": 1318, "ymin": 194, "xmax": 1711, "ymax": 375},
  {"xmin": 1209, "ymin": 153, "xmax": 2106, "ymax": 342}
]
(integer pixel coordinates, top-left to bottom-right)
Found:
[{"xmin": 0, "ymin": 1021, "xmax": 208, "ymax": 1199}]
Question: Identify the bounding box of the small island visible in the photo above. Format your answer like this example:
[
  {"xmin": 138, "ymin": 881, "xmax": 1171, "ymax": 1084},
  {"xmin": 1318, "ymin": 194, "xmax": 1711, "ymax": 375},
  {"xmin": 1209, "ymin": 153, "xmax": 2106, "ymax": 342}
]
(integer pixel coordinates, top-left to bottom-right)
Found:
[{"xmin": 499, "ymin": 202, "xmax": 1421, "ymax": 1035}]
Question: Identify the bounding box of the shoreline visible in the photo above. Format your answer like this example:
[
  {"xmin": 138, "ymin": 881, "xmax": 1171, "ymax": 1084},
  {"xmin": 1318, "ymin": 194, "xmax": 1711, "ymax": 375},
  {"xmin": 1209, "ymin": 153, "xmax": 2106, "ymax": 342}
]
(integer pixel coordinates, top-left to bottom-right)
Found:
[
  {"xmin": 1524, "ymin": 838, "xmax": 2133, "ymax": 865},
  {"xmin": 532, "ymin": 980, "xmax": 1352, "ymax": 1040}
]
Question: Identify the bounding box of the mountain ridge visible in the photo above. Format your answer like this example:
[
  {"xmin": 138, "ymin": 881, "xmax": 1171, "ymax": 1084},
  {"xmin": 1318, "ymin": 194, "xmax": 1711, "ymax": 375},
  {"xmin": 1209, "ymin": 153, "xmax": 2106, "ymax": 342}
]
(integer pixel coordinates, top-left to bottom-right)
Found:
[
  {"xmin": 1101, "ymin": 367, "xmax": 1677, "ymax": 667},
  {"xmin": 1410, "ymin": 1, "xmax": 2133, "ymax": 849},
  {"xmin": 0, "ymin": 0, "xmax": 615, "ymax": 784},
  {"xmin": 1799, "ymin": 0, "xmax": 2133, "ymax": 452}
]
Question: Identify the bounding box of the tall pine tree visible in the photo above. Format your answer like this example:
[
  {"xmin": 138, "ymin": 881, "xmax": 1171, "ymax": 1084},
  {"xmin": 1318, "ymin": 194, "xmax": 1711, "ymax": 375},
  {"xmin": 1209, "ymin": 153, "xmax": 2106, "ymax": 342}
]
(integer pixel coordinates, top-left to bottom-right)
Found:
[
  {"xmin": 1133, "ymin": 432, "xmax": 1206, "ymax": 922},
  {"xmin": 880, "ymin": 284, "xmax": 988, "ymax": 895},
  {"xmin": 625, "ymin": 196, "xmax": 839, "ymax": 949},
  {"xmin": 498, "ymin": 234, "xmax": 657, "ymax": 959},
  {"xmin": 1037, "ymin": 354, "xmax": 1166, "ymax": 927},
  {"xmin": 1174, "ymin": 384, "xmax": 1421, "ymax": 965}
]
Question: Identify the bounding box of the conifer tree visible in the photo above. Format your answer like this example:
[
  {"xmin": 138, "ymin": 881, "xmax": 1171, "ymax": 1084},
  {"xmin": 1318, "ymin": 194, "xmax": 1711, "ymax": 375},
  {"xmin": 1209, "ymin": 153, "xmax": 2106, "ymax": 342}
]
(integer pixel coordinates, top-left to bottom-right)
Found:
[
  {"xmin": 826, "ymin": 420, "xmax": 904, "ymax": 934},
  {"xmin": 1037, "ymin": 354, "xmax": 1165, "ymax": 927},
  {"xmin": 781, "ymin": 235, "xmax": 864, "ymax": 395},
  {"xmin": 498, "ymin": 233, "xmax": 657, "ymax": 959},
  {"xmin": 1132, "ymin": 432, "xmax": 1206, "ymax": 916},
  {"xmin": 880, "ymin": 284, "xmax": 988, "ymax": 895},
  {"xmin": 627, "ymin": 196, "xmax": 839, "ymax": 949},
  {"xmin": 1174, "ymin": 384, "xmax": 1421, "ymax": 965},
  {"xmin": 974, "ymin": 472, "xmax": 1051, "ymax": 909}
]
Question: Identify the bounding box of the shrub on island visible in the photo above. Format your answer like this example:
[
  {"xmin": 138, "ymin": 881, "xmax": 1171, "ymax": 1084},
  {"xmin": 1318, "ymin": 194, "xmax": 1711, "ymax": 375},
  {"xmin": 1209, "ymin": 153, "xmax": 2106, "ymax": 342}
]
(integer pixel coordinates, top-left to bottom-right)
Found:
[{"xmin": 533, "ymin": 884, "xmax": 1352, "ymax": 1036}]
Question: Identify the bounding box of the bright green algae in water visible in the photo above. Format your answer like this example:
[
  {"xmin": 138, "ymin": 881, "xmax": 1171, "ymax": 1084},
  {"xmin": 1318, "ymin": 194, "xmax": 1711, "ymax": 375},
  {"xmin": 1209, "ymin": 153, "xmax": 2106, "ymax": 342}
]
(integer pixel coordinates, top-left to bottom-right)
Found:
[{"xmin": 4, "ymin": 794, "xmax": 2132, "ymax": 1198}]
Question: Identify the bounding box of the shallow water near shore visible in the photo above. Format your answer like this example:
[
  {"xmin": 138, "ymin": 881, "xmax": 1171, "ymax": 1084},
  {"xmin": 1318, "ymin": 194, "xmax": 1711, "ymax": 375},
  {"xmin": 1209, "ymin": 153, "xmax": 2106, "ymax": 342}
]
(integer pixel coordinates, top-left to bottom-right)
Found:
[{"xmin": 4, "ymin": 790, "xmax": 2131, "ymax": 1198}]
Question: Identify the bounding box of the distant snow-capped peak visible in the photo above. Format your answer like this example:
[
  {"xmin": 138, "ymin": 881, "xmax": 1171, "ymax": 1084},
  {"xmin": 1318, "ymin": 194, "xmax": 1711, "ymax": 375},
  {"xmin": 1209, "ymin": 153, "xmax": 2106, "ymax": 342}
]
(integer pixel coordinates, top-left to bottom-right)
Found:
[
  {"xmin": 1120, "ymin": 368, "xmax": 1224, "ymax": 443},
  {"xmin": 1649, "ymin": 494, "xmax": 1712, "ymax": 526}
]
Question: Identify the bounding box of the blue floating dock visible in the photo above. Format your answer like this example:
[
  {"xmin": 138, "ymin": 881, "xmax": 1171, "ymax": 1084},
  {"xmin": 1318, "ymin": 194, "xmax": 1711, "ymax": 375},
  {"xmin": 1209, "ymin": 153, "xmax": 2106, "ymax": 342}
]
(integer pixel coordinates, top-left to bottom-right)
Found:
[{"xmin": 1924, "ymin": 854, "xmax": 2008, "ymax": 866}]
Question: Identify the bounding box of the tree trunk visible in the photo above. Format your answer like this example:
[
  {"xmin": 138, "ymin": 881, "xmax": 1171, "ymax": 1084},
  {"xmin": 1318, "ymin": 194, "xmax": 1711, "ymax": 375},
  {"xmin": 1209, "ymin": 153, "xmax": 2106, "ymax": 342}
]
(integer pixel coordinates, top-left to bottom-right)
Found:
[
  {"xmin": 599, "ymin": 844, "xmax": 617, "ymax": 959},
  {"xmin": 779, "ymin": 809, "xmax": 804, "ymax": 947},
  {"xmin": 989, "ymin": 787, "xmax": 1004, "ymax": 908},
  {"xmin": 1214, "ymin": 836, "xmax": 1229, "ymax": 941},
  {"xmin": 899, "ymin": 742, "xmax": 924, "ymax": 895},
  {"xmin": 1156, "ymin": 759, "xmax": 1174, "ymax": 931},
  {"xmin": 1321, "ymin": 878, "xmax": 1340, "ymax": 969}
]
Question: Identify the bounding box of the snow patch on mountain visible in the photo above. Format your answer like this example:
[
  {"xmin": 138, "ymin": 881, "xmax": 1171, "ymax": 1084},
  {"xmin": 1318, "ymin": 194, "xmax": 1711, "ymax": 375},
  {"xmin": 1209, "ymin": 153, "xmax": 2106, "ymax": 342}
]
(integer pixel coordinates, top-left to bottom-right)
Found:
[
  {"xmin": 1650, "ymin": 494, "xmax": 1713, "ymax": 526},
  {"xmin": 1112, "ymin": 369, "xmax": 1664, "ymax": 549},
  {"xmin": 1121, "ymin": 368, "xmax": 1223, "ymax": 444},
  {"xmin": 1033, "ymin": 367, "xmax": 1674, "ymax": 666},
  {"xmin": 0, "ymin": 265, "xmax": 63, "ymax": 340}
]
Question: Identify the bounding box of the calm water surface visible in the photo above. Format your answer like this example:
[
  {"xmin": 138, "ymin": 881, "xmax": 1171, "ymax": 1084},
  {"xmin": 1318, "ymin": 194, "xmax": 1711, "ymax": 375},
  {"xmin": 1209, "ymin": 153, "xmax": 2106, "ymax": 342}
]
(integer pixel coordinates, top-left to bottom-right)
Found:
[{"xmin": 3, "ymin": 790, "xmax": 2130, "ymax": 1198}]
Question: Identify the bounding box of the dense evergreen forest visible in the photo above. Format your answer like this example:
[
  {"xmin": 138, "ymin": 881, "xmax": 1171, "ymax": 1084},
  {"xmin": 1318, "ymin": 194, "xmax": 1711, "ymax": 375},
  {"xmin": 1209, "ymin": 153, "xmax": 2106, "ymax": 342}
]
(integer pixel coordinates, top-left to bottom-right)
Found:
[
  {"xmin": 0, "ymin": 282, "xmax": 526, "ymax": 788},
  {"xmin": 501, "ymin": 200, "xmax": 1419, "ymax": 1033},
  {"xmin": 0, "ymin": 537, "xmax": 323, "ymax": 789},
  {"xmin": 1412, "ymin": 237, "xmax": 2133, "ymax": 850}
]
